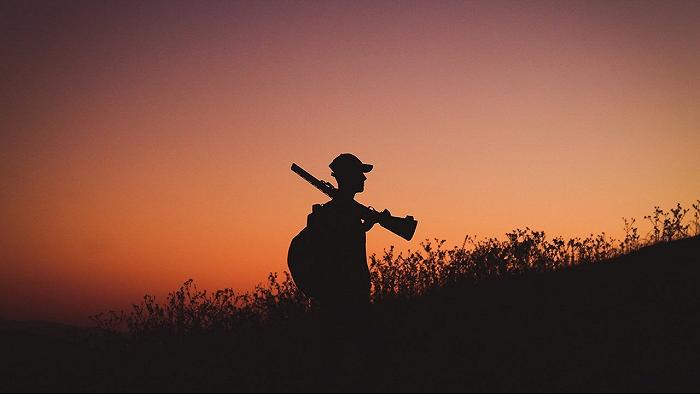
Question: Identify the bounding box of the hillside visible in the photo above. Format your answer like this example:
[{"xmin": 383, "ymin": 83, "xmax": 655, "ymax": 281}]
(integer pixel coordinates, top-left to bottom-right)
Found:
[{"xmin": 2, "ymin": 236, "xmax": 699, "ymax": 392}]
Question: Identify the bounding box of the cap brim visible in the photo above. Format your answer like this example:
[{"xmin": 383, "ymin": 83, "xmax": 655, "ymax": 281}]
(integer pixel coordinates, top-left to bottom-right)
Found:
[{"xmin": 362, "ymin": 164, "xmax": 373, "ymax": 173}]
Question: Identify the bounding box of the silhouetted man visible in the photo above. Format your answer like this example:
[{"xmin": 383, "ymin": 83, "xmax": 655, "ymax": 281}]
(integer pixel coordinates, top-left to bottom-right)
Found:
[{"xmin": 311, "ymin": 153, "xmax": 388, "ymax": 317}]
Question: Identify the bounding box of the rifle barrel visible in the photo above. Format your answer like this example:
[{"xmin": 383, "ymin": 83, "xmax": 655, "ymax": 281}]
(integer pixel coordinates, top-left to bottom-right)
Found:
[{"xmin": 291, "ymin": 163, "xmax": 335, "ymax": 197}]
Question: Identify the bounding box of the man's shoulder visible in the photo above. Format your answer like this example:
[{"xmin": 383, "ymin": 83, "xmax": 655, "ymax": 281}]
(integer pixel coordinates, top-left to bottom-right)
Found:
[
  {"xmin": 306, "ymin": 202, "xmax": 333, "ymax": 225},
  {"xmin": 311, "ymin": 200, "xmax": 343, "ymax": 218},
  {"xmin": 308, "ymin": 199, "xmax": 356, "ymax": 223}
]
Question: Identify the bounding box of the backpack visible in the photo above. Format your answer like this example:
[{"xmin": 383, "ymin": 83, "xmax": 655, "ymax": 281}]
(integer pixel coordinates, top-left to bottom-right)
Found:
[{"xmin": 287, "ymin": 204, "xmax": 328, "ymax": 298}]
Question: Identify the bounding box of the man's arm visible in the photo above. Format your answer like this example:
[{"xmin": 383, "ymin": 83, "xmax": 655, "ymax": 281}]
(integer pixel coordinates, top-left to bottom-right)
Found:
[{"xmin": 361, "ymin": 209, "xmax": 391, "ymax": 232}]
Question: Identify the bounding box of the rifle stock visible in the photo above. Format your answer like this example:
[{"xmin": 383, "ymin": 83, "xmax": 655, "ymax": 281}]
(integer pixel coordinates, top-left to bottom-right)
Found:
[{"xmin": 291, "ymin": 163, "xmax": 418, "ymax": 241}]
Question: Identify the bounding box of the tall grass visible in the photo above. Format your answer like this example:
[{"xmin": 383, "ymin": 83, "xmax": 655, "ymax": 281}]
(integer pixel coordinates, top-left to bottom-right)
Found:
[{"xmin": 92, "ymin": 201, "xmax": 700, "ymax": 337}]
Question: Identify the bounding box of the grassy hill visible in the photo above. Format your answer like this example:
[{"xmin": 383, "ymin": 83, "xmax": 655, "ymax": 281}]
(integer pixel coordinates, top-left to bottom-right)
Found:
[{"xmin": 2, "ymin": 235, "xmax": 699, "ymax": 392}]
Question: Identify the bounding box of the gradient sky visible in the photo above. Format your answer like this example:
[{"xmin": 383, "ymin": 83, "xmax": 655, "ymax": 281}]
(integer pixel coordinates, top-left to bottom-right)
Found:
[{"xmin": 2, "ymin": 0, "xmax": 699, "ymax": 325}]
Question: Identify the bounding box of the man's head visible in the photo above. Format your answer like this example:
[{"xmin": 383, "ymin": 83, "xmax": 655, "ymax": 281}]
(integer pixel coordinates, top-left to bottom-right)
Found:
[{"xmin": 330, "ymin": 153, "xmax": 372, "ymax": 195}]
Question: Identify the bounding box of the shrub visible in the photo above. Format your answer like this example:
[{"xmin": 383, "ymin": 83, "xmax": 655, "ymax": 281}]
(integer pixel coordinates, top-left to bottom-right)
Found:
[{"xmin": 93, "ymin": 201, "xmax": 698, "ymax": 337}]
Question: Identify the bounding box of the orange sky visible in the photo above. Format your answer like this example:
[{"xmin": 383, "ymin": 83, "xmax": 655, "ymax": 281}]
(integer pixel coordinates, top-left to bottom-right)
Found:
[{"xmin": 2, "ymin": 1, "xmax": 699, "ymax": 325}]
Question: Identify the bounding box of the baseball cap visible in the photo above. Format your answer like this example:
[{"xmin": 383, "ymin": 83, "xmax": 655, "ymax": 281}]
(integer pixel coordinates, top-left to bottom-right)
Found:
[{"xmin": 329, "ymin": 153, "xmax": 373, "ymax": 176}]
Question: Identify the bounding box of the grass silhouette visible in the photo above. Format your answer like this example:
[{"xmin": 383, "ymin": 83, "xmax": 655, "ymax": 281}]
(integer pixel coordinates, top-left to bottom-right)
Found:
[
  {"xmin": 7, "ymin": 201, "xmax": 695, "ymax": 392},
  {"xmin": 91, "ymin": 200, "xmax": 699, "ymax": 339}
]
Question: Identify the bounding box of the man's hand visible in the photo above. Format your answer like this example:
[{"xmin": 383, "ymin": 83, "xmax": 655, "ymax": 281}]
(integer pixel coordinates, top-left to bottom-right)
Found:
[
  {"xmin": 378, "ymin": 209, "xmax": 391, "ymax": 224},
  {"xmin": 363, "ymin": 209, "xmax": 391, "ymax": 231}
]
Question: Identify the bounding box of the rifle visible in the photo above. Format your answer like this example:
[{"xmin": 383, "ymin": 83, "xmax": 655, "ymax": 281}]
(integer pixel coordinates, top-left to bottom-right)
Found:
[{"xmin": 291, "ymin": 163, "xmax": 418, "ymax": 241}]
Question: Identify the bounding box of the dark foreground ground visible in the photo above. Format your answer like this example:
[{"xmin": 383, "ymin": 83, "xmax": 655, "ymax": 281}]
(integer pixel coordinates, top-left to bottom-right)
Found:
[{"xmin": 2, "ymin": 236, "xmax": 699, "ymax": 392}]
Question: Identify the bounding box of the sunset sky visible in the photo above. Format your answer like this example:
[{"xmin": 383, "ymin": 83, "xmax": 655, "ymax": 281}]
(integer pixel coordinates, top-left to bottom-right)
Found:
[{"xmin": 2, "ymin": 1, "xmax": 699, "ymax": 325}]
